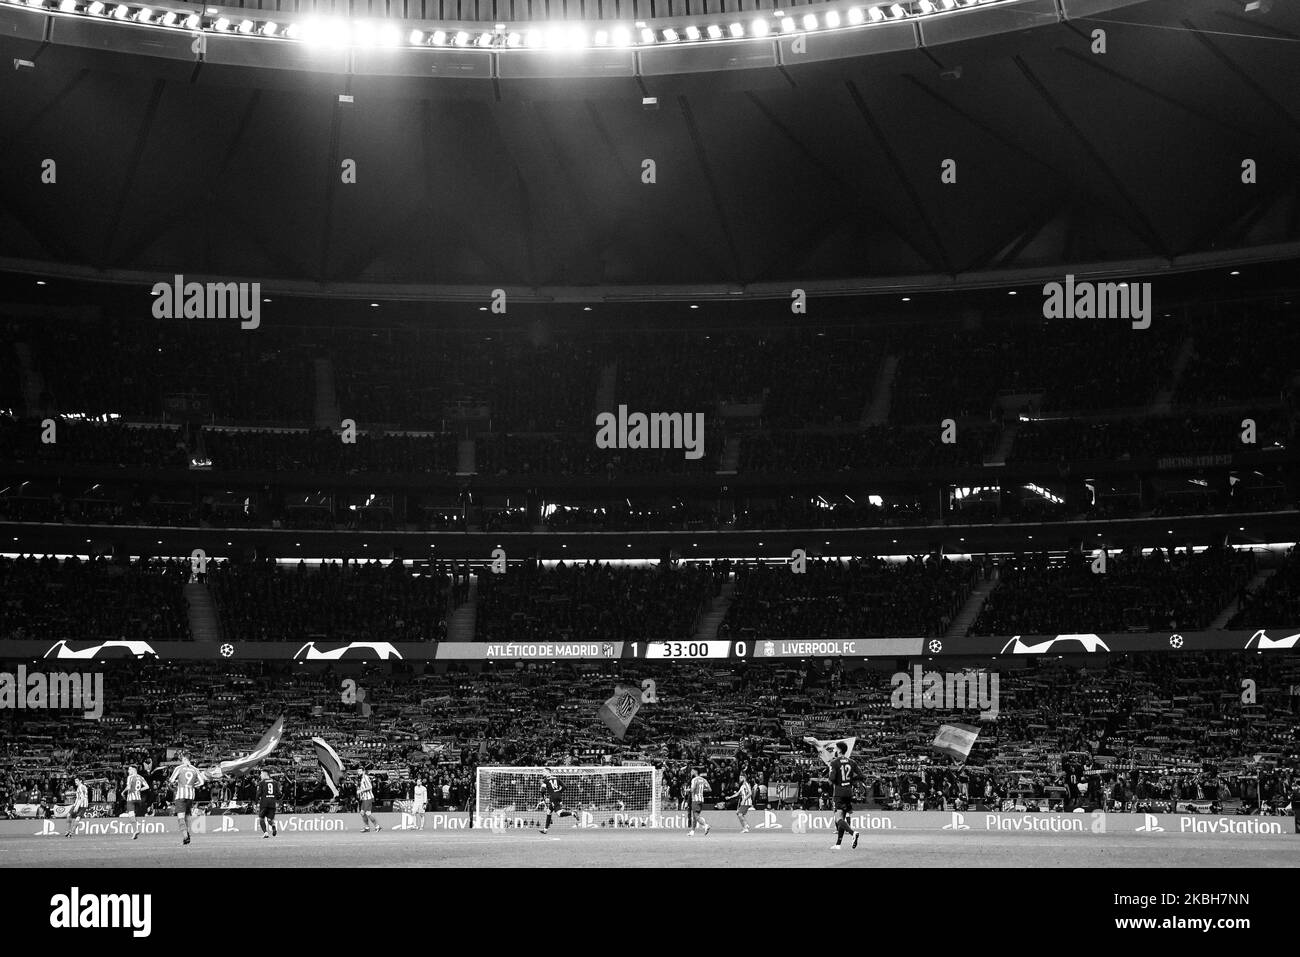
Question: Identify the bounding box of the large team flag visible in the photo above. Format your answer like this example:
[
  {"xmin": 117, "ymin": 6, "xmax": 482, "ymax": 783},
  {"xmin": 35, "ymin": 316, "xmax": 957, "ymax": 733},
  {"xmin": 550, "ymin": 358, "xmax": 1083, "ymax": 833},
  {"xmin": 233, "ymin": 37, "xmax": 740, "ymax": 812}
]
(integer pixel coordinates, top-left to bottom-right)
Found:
[
  {"xmin": 932, "ymin": 723, "xmax": 980, "ymax": 762},
  {"xmin": 207, "ymin": 715, "xmax": 285, "ymax": 779},
  {"xmin": 804, "ymin": 736, "xmax": 857, "ymax": 765},
  {"xmin": 596, "ymin": 685, "xmax": 642, "ymax": 740},
  {"xmin": 312, "ymin": 736, "xmax": 345, "ymax": 797}
]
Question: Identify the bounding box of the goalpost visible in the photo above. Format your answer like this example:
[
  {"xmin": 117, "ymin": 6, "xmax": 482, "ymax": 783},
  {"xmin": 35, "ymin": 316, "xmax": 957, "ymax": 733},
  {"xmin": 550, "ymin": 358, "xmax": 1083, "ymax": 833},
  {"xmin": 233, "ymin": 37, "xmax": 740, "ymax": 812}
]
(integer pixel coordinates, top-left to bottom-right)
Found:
[{"xmin": 475, "ymin": 766, "xmax": 662, "ymax": 829}]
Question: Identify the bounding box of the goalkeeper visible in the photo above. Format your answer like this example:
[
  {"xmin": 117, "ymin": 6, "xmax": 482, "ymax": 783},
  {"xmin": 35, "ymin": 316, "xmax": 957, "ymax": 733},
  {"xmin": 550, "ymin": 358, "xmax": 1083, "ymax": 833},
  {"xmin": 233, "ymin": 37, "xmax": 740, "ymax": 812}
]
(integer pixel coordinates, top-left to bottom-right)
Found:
[{"xmin": 538, "ymin": 769, "xmax": 581, "ymax": 834}]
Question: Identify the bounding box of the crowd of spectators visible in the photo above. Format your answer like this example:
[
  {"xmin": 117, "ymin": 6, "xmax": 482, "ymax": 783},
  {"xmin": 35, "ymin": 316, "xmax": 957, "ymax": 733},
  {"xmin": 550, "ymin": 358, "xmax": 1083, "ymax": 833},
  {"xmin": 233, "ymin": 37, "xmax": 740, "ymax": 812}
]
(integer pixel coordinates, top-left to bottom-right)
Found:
[
  {"xmin": 2, "ymin": 651, "xmax": 1296, "ymax": 817},
  {"xmin": 476, "ymin": 560, "xmax": 723, "ymax": 644},
  {"xmin": 1009, "ymin": 410, "xmax": 1290, "ymax": 465},
  {"xmin": 972, "ymin": 545, "xmax": 1254, "ymax": 636},
  {"xmin": 722, "ymin": 556, "xmax": 976, "ymax": 638},
  {"xmin": 0, "ymin": 554, "xmax": 191, "ymax": 642},
  {"xmin": 207, "ymin": 559, "xmax": 454, "ymax": 643},
  {"xmin": 476, "ymin": 431, "xmax": 720, "ymax": 476},
  {"xmin": 740, "ymin": 425, "xmax": 996, "ymax": 473},
  {"xmin": 201, "ymin": 429, "xmax": 457, "ymax": 474},
  {"xmin": 1230, "ymin": 547, "xmax": 1300, "ymax": 628}
]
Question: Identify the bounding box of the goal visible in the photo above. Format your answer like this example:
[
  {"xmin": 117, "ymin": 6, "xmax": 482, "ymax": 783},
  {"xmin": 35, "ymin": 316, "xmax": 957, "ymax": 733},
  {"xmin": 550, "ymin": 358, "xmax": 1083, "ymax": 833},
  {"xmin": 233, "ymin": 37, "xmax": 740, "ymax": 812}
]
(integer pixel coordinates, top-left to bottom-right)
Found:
[{"xmin": 475, "ymin": 765, "xmax": 661, "ymax": 829}]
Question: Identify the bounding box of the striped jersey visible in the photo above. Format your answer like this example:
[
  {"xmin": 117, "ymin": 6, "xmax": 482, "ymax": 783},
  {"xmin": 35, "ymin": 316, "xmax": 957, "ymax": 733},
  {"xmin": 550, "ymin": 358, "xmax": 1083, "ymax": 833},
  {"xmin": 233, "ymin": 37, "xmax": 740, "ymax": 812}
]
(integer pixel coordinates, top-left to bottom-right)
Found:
[
  {"xmin": 358, "ymin": 773, "xmax": 374, "ymax": 801},
  {"xmin": 169, "ymin": 764, "xmax": 207, "ymax": 800},
  {"xmin": 413, "ymin": 784, "xmax": 427, "ymax": 805},
  {"xmin": 737, "ymin": 781, "xmax": 753, "ymax": 806},
  {"xmin": 689, "ymin": 775, "xmax": 710, "ymax": 802},
  {"xmin": 73, "ymin": 783, "xmax": 88, "ymax": 808},
  {"xmin": 125, "ymin": 773, "xmax": 149, "ymax": 801}
]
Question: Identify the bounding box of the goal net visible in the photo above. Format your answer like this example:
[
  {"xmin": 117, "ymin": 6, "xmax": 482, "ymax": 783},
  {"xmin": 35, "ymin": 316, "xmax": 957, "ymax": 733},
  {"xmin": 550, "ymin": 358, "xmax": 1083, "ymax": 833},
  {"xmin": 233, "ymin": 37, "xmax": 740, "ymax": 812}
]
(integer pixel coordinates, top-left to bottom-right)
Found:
[{"xmin": 475, "ymin": 766, "xmax": 661, "ymax": 829}]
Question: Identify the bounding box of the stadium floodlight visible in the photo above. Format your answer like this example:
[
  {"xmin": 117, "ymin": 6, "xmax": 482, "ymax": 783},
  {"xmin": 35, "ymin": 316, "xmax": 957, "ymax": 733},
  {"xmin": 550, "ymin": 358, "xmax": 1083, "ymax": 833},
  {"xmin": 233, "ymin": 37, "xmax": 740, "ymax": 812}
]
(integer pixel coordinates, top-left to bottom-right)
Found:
[
  {"xmin": 728, "ymin": 22, "xmax": 743, "ymax": 37},
  {"xmin": 431, "ymin": 29, "xmax": 447, "ymax": 44},
  {"xmin": 802, "ymin": 13, "xmax": 817, "ymax": 29},
  {"xmin": 284, "ymin": 22, "xmax": 301, "ymax": 38},
  {"xmin": 237, "ymin": 19, "xmax": 254, "ymax": 34},
  {"xmin": 524, "ymin": 29, "xmax": 541, "ymax": 47},
  {"xmin": 611, "ymin": 25, "xmax": 631, "ymax": 46},
  {"xmin": 662, "ymin": 27, "xmax": 679, "ymax": 42},
  {"xmin": 593, "ymin": 29, "xmax": 608, "ymax": 45},
  {"xmin": 262, "ymin": 20, "xmax": 277, "ymax": 35},
  {"xmin": 377, "ymin": 23, "xmax": 401, "ymax": 46},
  {"xmin": 212, "ymin": 15, "xmax": 229, "ymax": 30},
  {"xmin": 183, "ymin": 12, "xmax": 197, "ymax": 27},
  {"xmin": 507, "ymin": 31, "xmax": 521, "ymax": 46},
  {"xmin": 868, "ymin": 5, "xmax": 885, "ymax": 19},
  {"xmin": 408, "ymin": 28, "xmax": 423, "ymax": 44},
  {"xmin": 495, "ymin": 22, "xmax": 505, "ymax": 31},
  {"xmin": 159, "ymin": 10, "xmax": 177, "ymax": 24},
  {"xmin": 112, "ymin": 4, "xmax": 129, "ymax": 19},
  {"xmin": 684, "ymin": 25, "xmax": 700, "ymax": 40},
  {"xmin": 825, "ymin": 9, "xmax": 841, "ymax": 27},
  {"xmin": 135, "ymin": 7, "xmax": 153, "ymax": 21},
  {"xmin": 890, "ymin": 3, "xmax": 906, "ymax": 16},
  {"xmin": 566, "ymin": 27, "xmax": 588, "ymax": 48},
  {"xmin": 475, "ymin": 31, "xmax": 492, "ymax": 47},
  {"xmin": 453, "ymin": 30, "xmax": 469, "ymax": 45},
  {"xmin": 639, "ymin": 26, "xmax": 654, "ymax": 43},
  {"xmin": 919, "ymin": 0, "xmax": 934, "ymax": 13},
  {"xmin": 941, "ymin": 0, "xmax": 957, "ymax": 7},
  {"xmin": 352, "ymin": 20, "xmax": 374, "ymax": 46},
  {"xmin": 847, "ymin": 7, "xmax": 864, "ymax": 24},
  {"xmin": 59, "ymin": 0, "xmax": 77, "ymax": 10},
  {"xmin": 544, "ymin": 25, "xmax": 563, "ymax": 46},
  {"xmin": 751, "ymin": 18, "xmax": 769, "ymax": 36},
  {"xmin": 781, "ymin": 16, "xmax": 795, "ymax": 32},
  {"xmin": 706, "ymin": 24, "xmax": 722, "ymax": 39}
]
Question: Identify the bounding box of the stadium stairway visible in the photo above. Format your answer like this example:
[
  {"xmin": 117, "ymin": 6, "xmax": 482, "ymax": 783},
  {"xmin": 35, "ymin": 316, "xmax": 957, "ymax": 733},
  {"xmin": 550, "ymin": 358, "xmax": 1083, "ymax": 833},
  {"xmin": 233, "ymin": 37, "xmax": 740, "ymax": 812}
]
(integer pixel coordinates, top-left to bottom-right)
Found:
[
  {"xmin": 456, "ymin": 438, "xmax": 476, "ymax": 475},
  {"xmin": 447, "ymin": 574, "xmax": 478, "ymax": 641},
  {"xmin": 944, "ymin": 571, "xmax": 1000, "ymax": 639},
  {"xmin": 718, "ymin": 436, "xmax": 741, "ymax": 474},
  {"xmin": 1149, "ymin": 335, "xmax": 1196, "ymax": 415},
  {"xmin": 1209, "ymin": 568, "xmax": 1275, "ymax": 630},
  {"xmin": 692, "ymin": 579, "xmax": 736, "ymax": 640},
  {"xmin": 184, "ymin": 582, "xmax": 224, "ymax": 643},
  {"xmin": 312, "ymin": 358, "xmax": 340, "ymax": 429},
  {"xmin": 862, "ymin": 354, "xmax": 900, "ymax": 426},
  {"xmin": 986, "ymin": 422, "xmax": 1019, "ymax": 466},
  {"xmin": 14, "ymin": 343, "xmax": 45, "ymax": 418},
  {"xmin": 596, "ymin": 361, "xmax": 618, "ymax": 412}
]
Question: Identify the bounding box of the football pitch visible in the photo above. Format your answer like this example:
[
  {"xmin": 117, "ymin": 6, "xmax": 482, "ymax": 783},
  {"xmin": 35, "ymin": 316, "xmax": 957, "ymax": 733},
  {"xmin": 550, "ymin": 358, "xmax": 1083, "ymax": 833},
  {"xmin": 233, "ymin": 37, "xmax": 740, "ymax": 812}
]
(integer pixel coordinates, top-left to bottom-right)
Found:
[{"xmin": 3, "ymin": 827, "xmax": 1297, "ymax": 868}]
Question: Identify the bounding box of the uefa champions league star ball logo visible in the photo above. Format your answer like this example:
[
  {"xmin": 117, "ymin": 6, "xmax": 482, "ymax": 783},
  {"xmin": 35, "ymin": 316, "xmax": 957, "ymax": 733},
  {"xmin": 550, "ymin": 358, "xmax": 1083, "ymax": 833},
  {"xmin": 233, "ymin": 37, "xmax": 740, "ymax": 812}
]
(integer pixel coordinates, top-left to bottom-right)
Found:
[
  {"xmin": 928, "ymin": 639, "xmax": 943, "ymax": 654},
  {"xmin": 1168, "ymin": 634, "xmax": 1183, "ymax": 649},
  {"xmin": 220, "ymin": 643, "xmax": 235, "ymax": 658}
]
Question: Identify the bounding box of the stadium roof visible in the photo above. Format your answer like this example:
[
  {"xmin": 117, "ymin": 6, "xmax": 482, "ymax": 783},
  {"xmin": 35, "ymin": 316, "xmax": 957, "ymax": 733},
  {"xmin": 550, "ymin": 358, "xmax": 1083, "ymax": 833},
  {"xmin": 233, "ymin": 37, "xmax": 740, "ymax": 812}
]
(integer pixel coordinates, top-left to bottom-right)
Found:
[{"xmin": 0, "ymin": 0, "xmax": 1297, "ymax": 300}]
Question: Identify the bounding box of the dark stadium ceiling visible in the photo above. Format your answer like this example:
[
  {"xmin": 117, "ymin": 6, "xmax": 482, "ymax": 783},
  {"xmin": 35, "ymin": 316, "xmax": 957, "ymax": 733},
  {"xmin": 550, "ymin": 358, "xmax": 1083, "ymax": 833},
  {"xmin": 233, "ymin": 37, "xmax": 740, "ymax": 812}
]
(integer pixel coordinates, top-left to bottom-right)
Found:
[{"xmin": 0, "ymin": 0, "xmax": 1297, "ymax": 301}]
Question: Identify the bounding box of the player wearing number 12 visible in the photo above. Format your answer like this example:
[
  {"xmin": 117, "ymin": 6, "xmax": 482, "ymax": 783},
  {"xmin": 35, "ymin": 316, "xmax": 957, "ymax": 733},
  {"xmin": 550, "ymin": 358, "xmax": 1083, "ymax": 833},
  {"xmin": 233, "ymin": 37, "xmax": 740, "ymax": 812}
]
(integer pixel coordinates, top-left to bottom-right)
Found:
[{"xmin": 828, "ymin": 742, "xmax": 859, "ymax": 851}]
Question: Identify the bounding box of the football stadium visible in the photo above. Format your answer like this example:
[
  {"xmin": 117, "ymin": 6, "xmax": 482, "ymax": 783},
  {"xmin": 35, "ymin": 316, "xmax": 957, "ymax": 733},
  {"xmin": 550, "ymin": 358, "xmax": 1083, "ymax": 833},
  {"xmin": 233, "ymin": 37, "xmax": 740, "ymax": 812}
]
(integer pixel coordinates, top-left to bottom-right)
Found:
[{"xmin": 0, "ymin": 0, "xmax": 1299, "ymax": 888}]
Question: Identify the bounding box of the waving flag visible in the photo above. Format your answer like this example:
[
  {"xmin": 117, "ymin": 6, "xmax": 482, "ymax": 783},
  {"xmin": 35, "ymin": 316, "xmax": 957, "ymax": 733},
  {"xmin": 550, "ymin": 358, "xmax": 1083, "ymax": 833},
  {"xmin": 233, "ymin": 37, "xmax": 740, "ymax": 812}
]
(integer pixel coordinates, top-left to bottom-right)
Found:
[
  {"xmin": 596, "ymin": 685, "xmax": 642, "ymax": 740},
  {"xmin": 932, "ymin": 723, "xmax": 980, "ymax": 762},
  {"xmin": 804, "ymin": 736, "xmax": 857, "ymax": 765},
  {"xmin": 207, "ymin": 715, "xmax": 285, "ymax": 779},
  {"xmin": 312, "ymin": 736, "xmax": 345, "ymax": 797}
]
